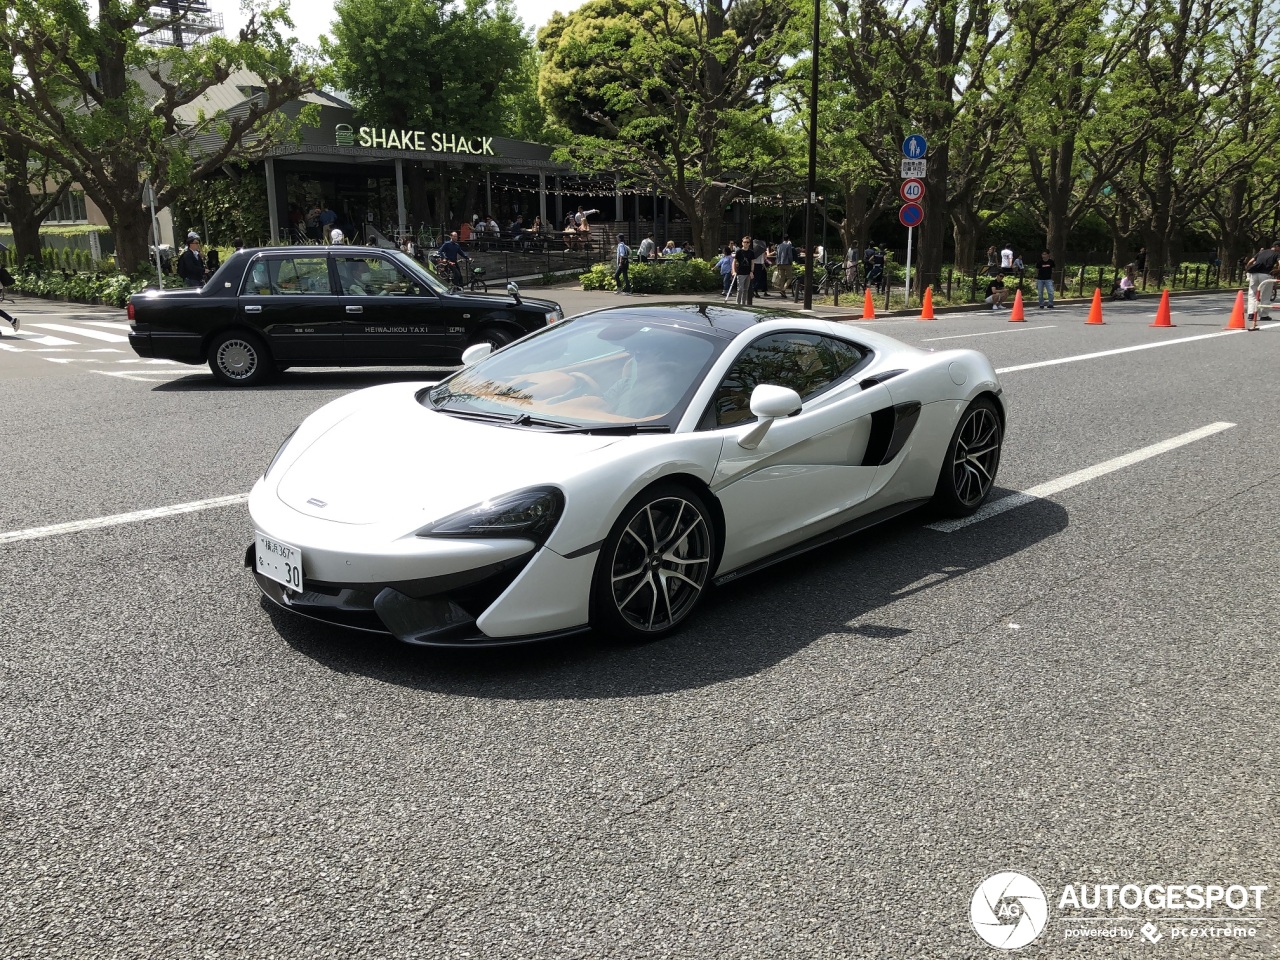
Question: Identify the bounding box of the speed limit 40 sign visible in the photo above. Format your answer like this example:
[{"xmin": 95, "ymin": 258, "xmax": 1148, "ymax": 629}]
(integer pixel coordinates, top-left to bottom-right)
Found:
[{"xmin": 900, "ymin": 178, "xmax": 926, "ymax": 202}]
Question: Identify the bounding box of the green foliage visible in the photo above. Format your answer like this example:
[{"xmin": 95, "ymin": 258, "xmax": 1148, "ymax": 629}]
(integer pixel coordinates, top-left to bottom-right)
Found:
[
  {"xmin": 9, "ymin": 268, "xmax": 181, "ymax": 306},
  {"xmin": 325, "ymin": 0, "xmax": 533, "ymax": 134},
  {"xmin": 172, "ymin": 166, "xmax": 270, "ymax": 247},
  {"xmin": 579, "ymin": 257, "xmax": 720, "ymax": 293}
]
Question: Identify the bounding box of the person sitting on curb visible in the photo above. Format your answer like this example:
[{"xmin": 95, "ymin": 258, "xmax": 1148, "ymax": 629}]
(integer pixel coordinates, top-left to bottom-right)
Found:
[{"xmin": 985, "ymin": 271, "xmax": 1008, "ymax": 310}]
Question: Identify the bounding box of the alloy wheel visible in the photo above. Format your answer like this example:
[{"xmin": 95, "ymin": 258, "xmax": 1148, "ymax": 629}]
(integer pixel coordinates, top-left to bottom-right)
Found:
[
  {"xmin": 216, "ymin": 338, "xmax": 258, "ymax": 381},
  {"xmin": 950, "ymin": 406, "xmax": 1001, "ymax": 507},
  {"xmin": 609, "ymin": 496, "xmax": 712, "ymax": 633}
]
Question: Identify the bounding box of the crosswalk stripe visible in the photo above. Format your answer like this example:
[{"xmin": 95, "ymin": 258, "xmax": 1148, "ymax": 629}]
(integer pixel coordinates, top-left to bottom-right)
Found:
[
  {"xmin": 19, "ymin": 334, "xmax": 79, "ymax": 346},
  {"xmin": 28, "ymin": 322, "xmax": 130, "ymax": 342},
  {"xmin": 84, "ymin": 321, "xmax": 130, "ymax": 330}
]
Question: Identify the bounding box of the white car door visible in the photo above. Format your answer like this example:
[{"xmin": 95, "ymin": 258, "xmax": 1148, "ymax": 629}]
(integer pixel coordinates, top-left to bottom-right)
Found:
[{"xmin": 707, "ymin": 331, "xmax": 902, "ymax": 574}]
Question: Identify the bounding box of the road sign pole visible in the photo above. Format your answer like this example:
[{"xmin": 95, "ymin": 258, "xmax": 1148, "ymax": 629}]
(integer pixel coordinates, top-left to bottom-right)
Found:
[{"xmin": 904, "ymin": 226, "xmax": 914, "ymax": 309}]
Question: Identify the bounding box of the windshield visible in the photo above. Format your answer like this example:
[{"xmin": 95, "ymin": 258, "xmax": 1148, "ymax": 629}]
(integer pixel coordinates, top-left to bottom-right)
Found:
[
  {"xmin": 389, "ymin": 250, "xmax": 451, "ymax": 295},
  {"xmin": 424, "ymin": 315, "xmax": 725, "ymax": 428}
]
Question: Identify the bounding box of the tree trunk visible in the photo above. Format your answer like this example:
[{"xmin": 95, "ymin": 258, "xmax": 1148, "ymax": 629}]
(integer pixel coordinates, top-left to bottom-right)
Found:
[
  {"xmin": 950, "ymin": 205, "xmax": 980, "ymax": 278},
  {"xmin": 107, "ymin": 201, "xmax": 156, "ymax": 276}
]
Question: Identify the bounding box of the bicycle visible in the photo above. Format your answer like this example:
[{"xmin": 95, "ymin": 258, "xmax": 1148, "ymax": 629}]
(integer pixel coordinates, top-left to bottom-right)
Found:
[{"xmin": 429, "ymin": 255, "xmax": 487, "ymax": 293}]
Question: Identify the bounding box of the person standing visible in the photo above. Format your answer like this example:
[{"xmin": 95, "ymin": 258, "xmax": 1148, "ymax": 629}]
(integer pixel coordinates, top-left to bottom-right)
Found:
[
  {"xmin": 718, "ymin": 245, "xmax": 735, "ymax": 295},
  {"xmin": 732, "ymin": 237, "xmax": 754, "ymax": 305},
  {"xmin": 437, "ymin": 231, "xmax": 470, "ymax": 288},
  {"xmin": 1035, "ymin": 250, "xmax": 1055, "ymax": 309},
  {"xmin": 613, "ymin": 234, "xmax": 632, "ymax": 294},
  {"xmin": 1000, "ymin": 243, "xmax": 1014, "ymax": 271},
  {"xmin": 751, "ymin": 237, "xmax": 769, "ymax": 297},
  {"xmin": 176, "ymin": 233, "xmax": 204, "ymax": 287},
  {"xmin": 637, "ymin": 232, "xmax": 656, "ymax": 262},
  {"xmin": 1244, "ymin": 240, "xmax": 1280, "ymax": 330},
  {"xmin": 774, "ymin": 235, "xmax": 795, "ymax": 294},
  {"xmin": 318, "ymin": 204, "xmax": 338, "ymax": 243}
]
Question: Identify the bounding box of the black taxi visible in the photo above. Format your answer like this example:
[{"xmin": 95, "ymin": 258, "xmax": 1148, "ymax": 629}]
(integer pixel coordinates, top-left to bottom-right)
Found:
[{"xmin": 127, "ymin": 246, "xmax": 564, "ymax": 385}]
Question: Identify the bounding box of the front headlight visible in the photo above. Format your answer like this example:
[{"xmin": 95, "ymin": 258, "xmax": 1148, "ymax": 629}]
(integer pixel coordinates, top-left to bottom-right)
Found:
[
  {"xmin": 264, "ymin": 427, "xmax": 298, "ymax": 479},
  {"xmin": 416, "ymin": 486, "xmax": 565, "ymax": 545},
  {"xmin": 546, "ymin": 309, "xmax": 562, "ymax": 324}
]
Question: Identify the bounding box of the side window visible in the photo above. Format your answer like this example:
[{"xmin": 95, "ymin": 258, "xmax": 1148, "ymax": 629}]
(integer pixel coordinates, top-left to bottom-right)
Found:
[
  {"xmin": 276, "ymin": 258, "xmax": 332, "ymax": 295},
  {"xmin": 336, "ymin": 256, "xmax": 423, "ymax": 296},
  {"xmin": 707, "ymin": 333, "xmax": 867, "ymax": 428},
  {"xmin": 242, "ymin": 258, "xmax": 332, "ymax": 295}
]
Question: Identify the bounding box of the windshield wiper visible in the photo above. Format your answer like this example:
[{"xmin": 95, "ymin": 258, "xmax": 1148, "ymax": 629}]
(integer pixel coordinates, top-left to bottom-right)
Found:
[
  {"xmin": 550, "ymin": 423, "xmax": 671, "ymax": 435},
  {"xmin": 436, "ymin": 407, "xmax": 522, "ymax": 424}
]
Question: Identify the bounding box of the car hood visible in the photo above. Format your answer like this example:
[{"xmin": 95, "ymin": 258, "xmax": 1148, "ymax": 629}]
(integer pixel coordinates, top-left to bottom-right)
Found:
[
  {"xmin": 275, "ymin": 394, "xmax": 617, "ymax": 525},
  {"xmin": 447, "ymin": 291, "xmax": 561, "ymax": 313}
]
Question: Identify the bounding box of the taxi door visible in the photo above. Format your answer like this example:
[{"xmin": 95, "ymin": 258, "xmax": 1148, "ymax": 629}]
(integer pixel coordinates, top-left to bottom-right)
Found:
[
  {"xmin": 335, "ymin": 254, "xmax": 459, "ymax": 362},
  {"xmin": 238, "ymin": 253, "xmax": 343, "ymax": 361}
]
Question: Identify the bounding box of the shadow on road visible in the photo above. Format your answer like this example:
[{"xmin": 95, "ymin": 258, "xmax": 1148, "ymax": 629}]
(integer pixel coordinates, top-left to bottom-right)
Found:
[
  {"xmin": 152, "ymin": 368, "xmax": 454, "ymax": 392},
  {"xmin": 269, "ymin": 493, "xmax": 1068, "ymax": 699}
]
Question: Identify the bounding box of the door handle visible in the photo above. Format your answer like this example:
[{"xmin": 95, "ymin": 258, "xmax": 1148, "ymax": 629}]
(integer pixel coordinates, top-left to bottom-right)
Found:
[
  {"xmin": 243, "ymin": 305, "xmax": 262, "ymax": 314},
  {"xmin": 345, "ymin": 305, "xmax": 363, "ymax": 314}
]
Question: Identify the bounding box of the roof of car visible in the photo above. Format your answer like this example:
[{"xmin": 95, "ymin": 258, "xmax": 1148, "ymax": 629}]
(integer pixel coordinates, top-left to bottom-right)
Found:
[
  {"xmin": 578, "ymin": 303, "xmax": 810, "ymax": 339},
  {"xmin": 234, "ymin": 245, "xmax": 389, "ymax": 256}
]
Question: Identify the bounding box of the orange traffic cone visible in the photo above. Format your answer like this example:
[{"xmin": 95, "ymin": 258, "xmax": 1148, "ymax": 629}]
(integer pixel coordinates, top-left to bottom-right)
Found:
[
  {"xmin": 1008, "ymin": 289, "xmax": 1026, "ymax": 322},
  {"xmin": 1225, "ymin": 290, "xmax": 1246, "ymax": 330},
  {"xmin": 918, "ymin": 286, "xmax": 935, "ymax": 321},
  {"xmin": 1086, "ymin": 288, "xmax": 1105, "ymax": 324},
  {"xmin": 1150, "ymin": 289, "xmax": 1175, "ymax": 327},
  {"xmin": 862, "ymin": 288, "xmax": 876, "ymax": 320}
]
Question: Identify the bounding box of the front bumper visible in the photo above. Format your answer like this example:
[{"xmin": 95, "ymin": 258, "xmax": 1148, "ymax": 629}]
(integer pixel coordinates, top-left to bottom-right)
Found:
[{"xmin": 247, "ymin": 542, "xmax": 577, "ymax": 646}]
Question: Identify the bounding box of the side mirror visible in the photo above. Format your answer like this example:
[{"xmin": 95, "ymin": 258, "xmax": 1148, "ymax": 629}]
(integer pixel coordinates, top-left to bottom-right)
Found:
[
  {"xmin": 461, "ymin": 342, "xmax": 492, "ymax": 366},
  {"xmin": 738, "ymin": 384, "xmax": 802, "ymax": 449},
  {"xmin": 507, "ymin": 281, "xmax": 522, "ymax": 304}
]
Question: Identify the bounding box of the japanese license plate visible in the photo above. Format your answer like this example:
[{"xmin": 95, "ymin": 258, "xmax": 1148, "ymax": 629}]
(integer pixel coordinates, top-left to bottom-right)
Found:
[{"xmin": 255, "ymin": 531, "xmax": 304, "ymax": 591}]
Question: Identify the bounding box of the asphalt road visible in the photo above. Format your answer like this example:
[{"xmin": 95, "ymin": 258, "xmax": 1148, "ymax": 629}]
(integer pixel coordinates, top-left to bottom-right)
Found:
[{"xmin": 1, "ymin": 291, "xmax": 1277, "ymax": 958}]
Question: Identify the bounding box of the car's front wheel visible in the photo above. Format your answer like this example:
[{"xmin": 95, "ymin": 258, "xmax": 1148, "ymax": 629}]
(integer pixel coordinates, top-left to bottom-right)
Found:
[
  {"xmin": 469, "ymin": 326, "xmax": 514, "ymax": 352},
  {"xmin": 591, "ymin": 483, "xmax": 716, "ymax": 641},
  {"xmin": 208, "ymin": 330, "xmax": 272, "ymax": 387},
  {"xmin": 932, "ymin": 396, "xmax": 1003, "ymax": 516}
]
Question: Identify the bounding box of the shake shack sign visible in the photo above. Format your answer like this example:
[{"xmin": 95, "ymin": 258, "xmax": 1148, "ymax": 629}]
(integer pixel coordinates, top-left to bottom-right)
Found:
[{"xmin": 335, "ymin": 123, "xmax": 494, "ymax": 155}]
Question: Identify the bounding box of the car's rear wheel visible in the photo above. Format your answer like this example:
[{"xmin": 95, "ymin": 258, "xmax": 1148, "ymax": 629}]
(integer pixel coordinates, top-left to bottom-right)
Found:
[
  {"xmin": 932, "ymin": 396, "xmax": 1002, "ymax": 517},
  {"xmin": 208, "ymin": 330, "xmax": 272, "ymax": 387},
  {"xmin": 591, "ymin": 483, "xmax": 716, "ymax": 641}
]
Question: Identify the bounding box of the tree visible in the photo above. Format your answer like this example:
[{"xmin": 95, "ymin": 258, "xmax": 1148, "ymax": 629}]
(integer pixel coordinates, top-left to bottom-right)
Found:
[
  {"xmin": 0, "ymin": 3, "xmax": 72, "ymax": 267},
  {"xmin": 537, "ymin": 0, "xmax": 801, "ymax": 258},
  {"xmin": 325, "ymin": 0, "xmax": 535, "ymax": 227},
  {"xmin": 1, "ymin": 0, "xmax": 321, "ymax": 273},
  {"xmin": 1008, "ymin": 0, "xmax": 1152, "ymax": 276}
]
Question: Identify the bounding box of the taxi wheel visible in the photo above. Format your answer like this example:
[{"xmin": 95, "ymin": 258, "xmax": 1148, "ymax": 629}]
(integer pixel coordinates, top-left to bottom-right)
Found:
[
  {"xmin": 208, "ymin": 330, "xmax": 273, "ymax": 387},
  {"xmin": 470, "ymin": 327, "xmax": 513, "ymax": 352}
]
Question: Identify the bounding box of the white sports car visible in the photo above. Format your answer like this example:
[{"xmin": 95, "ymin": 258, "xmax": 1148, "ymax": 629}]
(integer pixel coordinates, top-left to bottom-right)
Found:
[{"xmin": 247, "ymin": 304, "xmax": 1005, "ymax": 645}]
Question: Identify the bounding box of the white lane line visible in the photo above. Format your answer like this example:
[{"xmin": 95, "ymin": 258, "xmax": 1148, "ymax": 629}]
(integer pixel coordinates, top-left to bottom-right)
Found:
[
  {"xmin": 84, "ymin": 321, "xmax": 130, "ymax": 329},
  {"xmin": 928, "ymin": 422, "xmax": 1236, "ymax": 532},
  {"xmin": 28, "ymin": 322, "xmax": 130, "ymax": 342},
  {"xmin": 924, "ymin": 326, "xmax": 1056, "ymax": 342},
  {"xmin": 0, "ymin": 494, "xmax": 250, "ymax": 545},
  {"xmin": 995, "ymin": 322, "xmax": 1279, "ymax": 374}
]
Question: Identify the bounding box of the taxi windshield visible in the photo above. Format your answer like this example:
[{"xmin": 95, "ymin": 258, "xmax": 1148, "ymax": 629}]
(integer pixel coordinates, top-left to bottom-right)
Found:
[{"xmin": 424, "ymin": 316, "xmax": 724, "ymax": 428}]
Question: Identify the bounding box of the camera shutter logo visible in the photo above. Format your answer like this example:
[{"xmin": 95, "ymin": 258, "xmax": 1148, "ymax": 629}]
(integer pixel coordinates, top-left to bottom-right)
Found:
[
  {"xmin": 335, "ymin": 124, "xmax": 355, "ymax": 147},
  {"xmin": 970, "ymin": 872, "xmax": 1048, "ymax": 950}
]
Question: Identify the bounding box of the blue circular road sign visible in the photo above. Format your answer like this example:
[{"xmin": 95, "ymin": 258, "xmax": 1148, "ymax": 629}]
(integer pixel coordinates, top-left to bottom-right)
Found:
[
  {"xmin": 902, "ymin": 134, "xmax": 928, "ymax": 159},
  {"xmin": 899, "ymin": 202, "xmax": 924, "ymax": 228}
]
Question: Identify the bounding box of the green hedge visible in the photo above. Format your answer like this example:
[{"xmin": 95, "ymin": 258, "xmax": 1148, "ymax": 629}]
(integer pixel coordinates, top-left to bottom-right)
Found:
[
  {"xmin": 580, "ymin": 257, "xmax": 721, "ymax": 294},
  {"xmin": 9, "ymin": 269, "xmax": 183, "ymax": 307}
]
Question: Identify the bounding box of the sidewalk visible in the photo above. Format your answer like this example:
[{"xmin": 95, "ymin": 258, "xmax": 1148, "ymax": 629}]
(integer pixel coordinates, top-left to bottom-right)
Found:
[
  {"xmin": 531, "ymin": 281, "xmax": 1239, "ymax": 324},
  {"xmin": 533, "ymin": 283, "xmax": 873, "ymax": 322}
]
